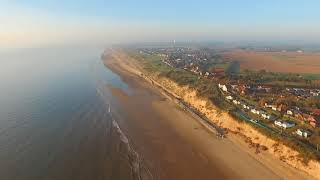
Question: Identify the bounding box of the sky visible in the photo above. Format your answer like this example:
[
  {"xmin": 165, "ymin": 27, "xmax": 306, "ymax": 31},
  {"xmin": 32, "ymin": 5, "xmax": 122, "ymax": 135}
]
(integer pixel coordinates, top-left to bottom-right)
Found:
[{"xmin": 1, "ymin": 0, "xmax": 320, "ymax": 48}]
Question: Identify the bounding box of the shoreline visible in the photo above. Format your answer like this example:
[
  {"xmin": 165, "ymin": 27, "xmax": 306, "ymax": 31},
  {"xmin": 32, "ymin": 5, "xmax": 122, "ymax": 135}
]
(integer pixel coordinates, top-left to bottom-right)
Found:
[{"xmin": 102, "ymin": 49, "xmax": 316, "ymax": 180}]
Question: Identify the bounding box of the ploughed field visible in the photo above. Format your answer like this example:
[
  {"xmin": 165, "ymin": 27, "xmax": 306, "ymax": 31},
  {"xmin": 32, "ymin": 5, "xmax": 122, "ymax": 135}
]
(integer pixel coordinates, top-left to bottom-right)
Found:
[{"xmin": 223, "ymin": 51, "xmax": 320, "ymax": 75}]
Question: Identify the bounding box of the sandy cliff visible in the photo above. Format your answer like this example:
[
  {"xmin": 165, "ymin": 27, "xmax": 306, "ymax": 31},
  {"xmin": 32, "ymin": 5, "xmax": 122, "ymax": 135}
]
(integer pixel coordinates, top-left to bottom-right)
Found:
[{"xmin": 157, "ymin": 76, "xmax": 320, "ymax": 179}]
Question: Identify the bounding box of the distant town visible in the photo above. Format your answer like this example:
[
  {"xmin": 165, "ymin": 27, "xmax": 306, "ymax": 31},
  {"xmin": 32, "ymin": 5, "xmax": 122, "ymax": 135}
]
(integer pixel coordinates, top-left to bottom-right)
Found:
[{"xmin": 138, "ymin": 47, "xmax": 320, "ymax": 150}]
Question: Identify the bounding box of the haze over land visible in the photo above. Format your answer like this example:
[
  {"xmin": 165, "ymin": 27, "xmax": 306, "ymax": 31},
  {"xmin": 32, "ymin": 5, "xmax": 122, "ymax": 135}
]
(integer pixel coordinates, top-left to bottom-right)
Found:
[{"xmin": 1, "ymin": 0, "xmax": 320, "ymax": 48}]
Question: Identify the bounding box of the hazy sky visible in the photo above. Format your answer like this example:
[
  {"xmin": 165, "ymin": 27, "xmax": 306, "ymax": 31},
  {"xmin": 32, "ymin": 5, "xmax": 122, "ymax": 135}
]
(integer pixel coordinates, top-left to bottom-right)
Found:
[{"xmin": 1, "ymin": 0, "xmax": 320, "ymax": 47}]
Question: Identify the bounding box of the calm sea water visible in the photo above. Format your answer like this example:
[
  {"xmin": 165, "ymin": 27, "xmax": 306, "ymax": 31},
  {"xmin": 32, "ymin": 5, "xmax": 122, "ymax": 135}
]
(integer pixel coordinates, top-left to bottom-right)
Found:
[{"xmin": 0, "ymin": 47, "xmax": 133, "ymax": 180}]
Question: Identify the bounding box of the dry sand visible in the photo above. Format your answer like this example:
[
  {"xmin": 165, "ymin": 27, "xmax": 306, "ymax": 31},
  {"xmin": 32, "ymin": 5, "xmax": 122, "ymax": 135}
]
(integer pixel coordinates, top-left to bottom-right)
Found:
[{"xmin": 102, "ymin": 49, "xmax": 317, "ymax": 180}]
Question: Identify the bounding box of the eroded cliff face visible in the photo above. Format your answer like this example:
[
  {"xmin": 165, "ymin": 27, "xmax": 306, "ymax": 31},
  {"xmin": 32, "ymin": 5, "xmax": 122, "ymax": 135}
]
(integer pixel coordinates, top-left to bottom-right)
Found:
[{"xmin": 150, "ymin": 73, "xmax": 320, "ymax": 179}]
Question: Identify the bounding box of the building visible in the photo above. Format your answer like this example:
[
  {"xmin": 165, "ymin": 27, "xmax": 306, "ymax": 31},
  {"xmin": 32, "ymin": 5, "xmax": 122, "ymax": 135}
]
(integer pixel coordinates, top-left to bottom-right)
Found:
[
  {"xmin": 232, "ymin": 99, "xmax": 241, "ymax": 105},
  {"xmin": 274, "ymin": 120, "xmax": 282, "ymax": 127},
  {"xmin": 264, "ymin": 103, "xmax": 273, "ymax": 108},
  {"xmin": 296, "ymin": 129, "xmax": 312, "ymax": 138},
  {"xmin": 308, "ymin": 109, "xmax": 320, "ymax": 128},
  {"xmin": 225, "ymin": 96, "xmax": 233, "ymax": 100},
  {"xmin": 242, "ymin": 104, "xmax": 249, "ymax": 109},
  {"xmin": 261, "ymin": 113, "xmax": 271, "ymax": 120},
  {"xmin": 293, "ymin": 110, "xmax": 304, "ymax": 121},
  {"xmin": 277, "ymin": 104, "xmax": 287, "ymax": 112},
  {"xmin": 274, "ymin": 120, "xmax": 295, "ymax": 129},
  {"xmin": 308, "ymin": 115, "xmax": 320, "ymax": 128},
  {"xmin": 251, "ymin": 108, "xmax": 258, "ymax": 114},
  {"xmin": 250, "ymin": 108, "xmax": 262, "ymax": 115},
  {"xmin": 218, "ymin": 84, "xmax": 228, "ymax": 92},
  {"xmin": 287, "ymin": 110, "xmax": 293, "ymax": 116}
]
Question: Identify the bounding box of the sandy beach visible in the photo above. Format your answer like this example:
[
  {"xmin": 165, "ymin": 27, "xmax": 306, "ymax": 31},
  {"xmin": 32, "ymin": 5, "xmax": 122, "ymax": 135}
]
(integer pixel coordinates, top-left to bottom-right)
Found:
[{"xmin": 102, "ymin": 49, "xmax": 316, "ymax": 180}]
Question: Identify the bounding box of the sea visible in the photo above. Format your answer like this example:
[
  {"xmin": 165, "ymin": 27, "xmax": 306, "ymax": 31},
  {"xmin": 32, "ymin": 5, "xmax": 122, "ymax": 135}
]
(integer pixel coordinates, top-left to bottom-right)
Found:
[{"xmin": 0, "ymin": 46, "xmax": 141, "ymax": 180}]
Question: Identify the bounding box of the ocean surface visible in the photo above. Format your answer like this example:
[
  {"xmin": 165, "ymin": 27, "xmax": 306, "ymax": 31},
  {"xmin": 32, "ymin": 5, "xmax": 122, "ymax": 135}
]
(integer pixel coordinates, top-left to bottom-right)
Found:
[{"xmin": 0, "ymin": 47, "xmax": 137, "ymax": 180}]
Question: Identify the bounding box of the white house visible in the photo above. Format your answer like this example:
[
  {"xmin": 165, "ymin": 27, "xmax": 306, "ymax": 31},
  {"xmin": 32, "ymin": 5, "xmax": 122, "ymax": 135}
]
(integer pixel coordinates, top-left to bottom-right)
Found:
[
  {"xmin": 274, "ymin": 120, "xmax": 295, "ymax": 129},
  {"xmin": 251, "ymin": 108, "xmax": 258, "ymax": 114},
  {"xmin": 274, "ymin": 120, "xmax": 283, "ymax": 127},
  {"xmin": 243, "ymin": 104, "xmax": 248, "ymax": 109},
  {"xmin": 232, "ymin": 99, "xmax": 241, "ymax": 105},
  {"xmin": 296, "ymin": 129, "xmax": 312, "ymax": 138},
  {"xmin": 264, "ymin": 103, "xmax": 273, "ymax": 108},
  {"xmin": 222, "ymin": 85, "xmax": 228, "ymax": 92},
  {"xmin": 287, "ymin": 110, "xmax": 293, "ymax": 116},
  {"xmin": 283, "ymin": 122, "xmax": 295, "ymax": 129},
  {"xmin": 311, "ymin": 91, "xmax": 319, "ymax": 97},
  {"xmin": 218, "ymin": 84, "xmax": 228, "ymax": 92},
  {"xmin": 226, "ymin": 96, "xmax": 233, "ymax": 100},
  {"xmin": 261, "ymin": 113, "xmax": 271, "ymax": 120}
]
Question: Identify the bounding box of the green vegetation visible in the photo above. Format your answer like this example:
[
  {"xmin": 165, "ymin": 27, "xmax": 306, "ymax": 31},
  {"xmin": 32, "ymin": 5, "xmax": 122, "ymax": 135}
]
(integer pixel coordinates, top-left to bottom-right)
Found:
[
  {"xmin": 230, "ymin": 110, "xmax": 320, "ymax": 163},
  {"xmin": 212, "ymin": 62, "xmax": 230, "ymax": 69},
  {"xmin": 225, "ymin": 61, "xmax": 240, "ymax": 74},
  {"xmin": 302, "ymin": 73, "xmax": 320, "ymax": 81},
  {"xmin": 129, "ymin": 51, "xmax": 320, "ymax": 163},
  {"xmin": 131, "ymin": 52, "xmax": 233, "ymax": 110},
  {"xmin": 233, "ymin": 69, "xmax": 320, "ymax": 87}
]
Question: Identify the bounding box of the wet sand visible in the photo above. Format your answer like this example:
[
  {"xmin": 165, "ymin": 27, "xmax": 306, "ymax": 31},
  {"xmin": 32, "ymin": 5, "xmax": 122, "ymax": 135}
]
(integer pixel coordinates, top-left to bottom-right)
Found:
[{"xmin": 103, "ymin": 54, "xmax": 287, "ymax": 180}]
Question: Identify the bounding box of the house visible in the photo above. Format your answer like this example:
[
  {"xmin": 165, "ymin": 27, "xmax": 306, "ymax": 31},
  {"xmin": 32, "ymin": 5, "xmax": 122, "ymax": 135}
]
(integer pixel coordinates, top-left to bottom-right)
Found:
[
  {"xmin": 274, "ymin": 120, "xmax": 283, "ymax": 127},
  {"xmin": 242, "ymin": 104, "xmax": 251, "ymax": 110},
  {"xmin": 282, "ymin": 121, "xmax": 295, "ymax": 129},
  {"xmin": 274, "ymin": 120, "xmax": 295, "ymax": 129},
  {"xmin": 296, "ymin": 129, "xmax": 312, "ymax": 138},
  {"xmin": 225, "ymin": 96, "xmax": 233, "ymax": 100},
  {"xmin": 307, "ymin": 109, "xmax": 320, "ymax": 128},
  {"xmin": 261, "ymin": 113, "xmax": 271, "ymax": 120},
  {"xmin": 310, "ymin": 91, "xmax": 319, "ymax": 97},
  {"xmin": 218, "ymin": 84, "xmax": 228, "ymax": 92},
  {"xmin": 251, "ymin": 108, "xmax": 261, "ymax": 115},
  {"xmin": 308, "ymin": 115, "xmax": 320, "ymax": 128},
  {"xmin": 287, "ymin": 110, "xmax": 294, "ymax": 116},
  {"xmin": 266, "ymin": 104, "xmax": 277, "ymax": 111},
  {"xmin": 272, "ymin": 106, "xmax": 277, "ymax": 111},
  {"xmin": 232, "ymin": 99, "xmax": 241, "ymax": 105},
  {"xmin": 256, "ymin": 110, "xmax": 261, "ymax": 115},
  {"xmin": 239, "ymin": 85, "xmax": 248, "ymax": 94},
  {"xmin": 242, "ymin": 104, "xmax": 249, "ymax": 109},
  {"xmin": 294, "ymin": 111, "xmax": 304, "ymax": 121},
  {"xmin": 251, "ymin": 108, "xmax": 258, "ymax": 114},
  {"xmin": 264, "ymin": 103, "xmax": 273, "ymax": 108},
  {"xmin": 277, "ymin": 104, "xmax": 286, "ymax": 112}
]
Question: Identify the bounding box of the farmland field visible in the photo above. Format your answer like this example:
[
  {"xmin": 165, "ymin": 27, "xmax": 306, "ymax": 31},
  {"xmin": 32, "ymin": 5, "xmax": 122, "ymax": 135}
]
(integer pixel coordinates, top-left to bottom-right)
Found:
[{"xmin": 223, "ymin": 51, "xmax": 320, "ymax": 75}]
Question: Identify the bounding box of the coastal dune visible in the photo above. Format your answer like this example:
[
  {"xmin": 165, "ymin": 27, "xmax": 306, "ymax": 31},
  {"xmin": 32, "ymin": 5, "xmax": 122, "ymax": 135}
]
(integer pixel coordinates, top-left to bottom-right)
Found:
[{"xmin": 103, "ymin": 49, "xmax": 318, "ymax": 180}]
